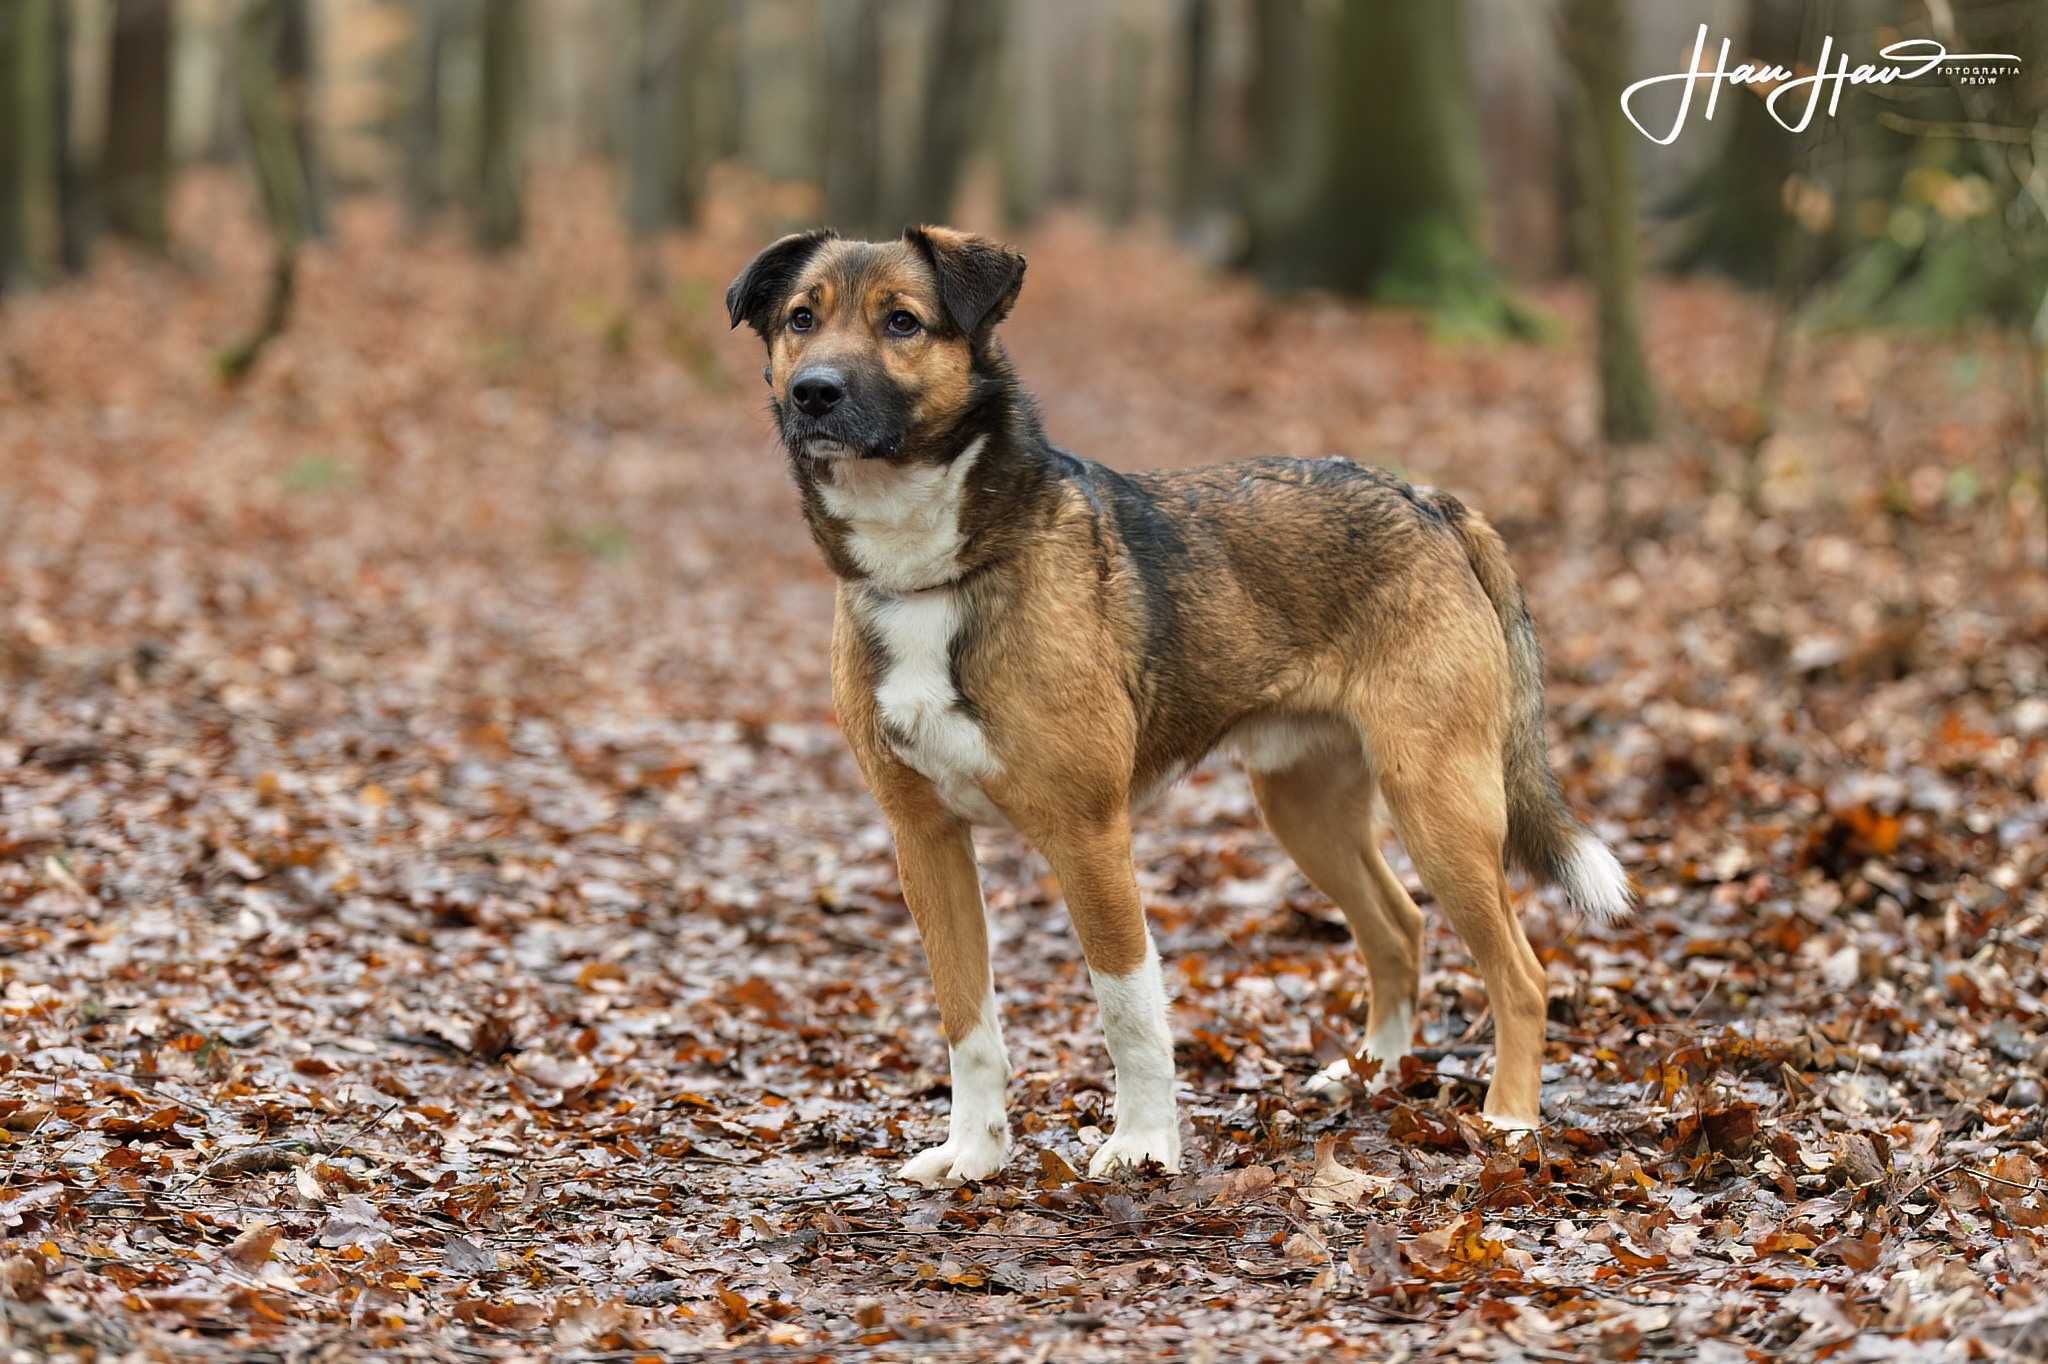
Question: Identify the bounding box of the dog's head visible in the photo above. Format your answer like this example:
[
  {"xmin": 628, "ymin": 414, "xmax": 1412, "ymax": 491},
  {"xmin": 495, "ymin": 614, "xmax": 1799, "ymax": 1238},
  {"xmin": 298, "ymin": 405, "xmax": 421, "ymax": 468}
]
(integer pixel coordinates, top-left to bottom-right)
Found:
[{"xmin": 726, "ymin": 226, "xmax": 1026, "ymax": 464}]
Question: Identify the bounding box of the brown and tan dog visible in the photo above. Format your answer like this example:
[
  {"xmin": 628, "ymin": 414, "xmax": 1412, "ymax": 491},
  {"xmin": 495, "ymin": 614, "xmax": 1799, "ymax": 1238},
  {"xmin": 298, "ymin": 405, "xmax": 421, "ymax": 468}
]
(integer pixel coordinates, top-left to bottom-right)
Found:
[{"xmin": 726, "ymin": 226, "xmax": 1632, "ymax": 1186}]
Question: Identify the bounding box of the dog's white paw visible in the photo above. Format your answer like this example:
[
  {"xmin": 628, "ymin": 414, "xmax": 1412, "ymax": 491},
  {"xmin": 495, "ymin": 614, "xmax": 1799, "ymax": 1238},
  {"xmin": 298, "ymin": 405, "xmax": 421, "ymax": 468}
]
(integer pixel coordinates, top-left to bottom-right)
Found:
[
  {"xmin": 1302, "ymin": 1053, "xmax": 1395, "ymax": 1104},
  {"xmin": 1305, "ymin": 1005, "xmax": 1412, "ymax": 1104},
  {"xmin": 1302, "ymin": 1058, "xmax": 1360, "ymax": 1104},
  {"xmin": 1481, "ymin": 1110, "xmax": 1542, "ymax": 1135},
  {"xmin": 899, "ymin": 1128, "xmax": 1011, "ymax": 1187},
  {"xmin": 1086, "ymin": 1126, "xmax": 1181, "ymax": 1178}
]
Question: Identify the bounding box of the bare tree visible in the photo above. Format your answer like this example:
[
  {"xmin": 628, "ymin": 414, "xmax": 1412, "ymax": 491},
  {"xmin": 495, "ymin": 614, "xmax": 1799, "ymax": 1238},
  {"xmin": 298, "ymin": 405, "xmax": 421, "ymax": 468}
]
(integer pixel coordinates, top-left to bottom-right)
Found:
[
  {"xmin": 900, "ymin": 0, "xmax": 1001, "ymax": 225},
  {"xmin": 821, "ymin": 0, "xmax": 883, "ymax": 237},
  {"xmin": 0, "ymin": 0, "xmax": 57, "ymax": 293},
  {"xmin": 1098, "ymin": 19, "xmax": 1148, "ymax": 227},
  {"xmin": 997, "ymin": 1, "xmax": 1051, "ymax": 228},
  {"xmin": 52, "ymin": 0, "xmax": 89, "ymax": 274},
  {"xmin": 473, "ymin": 0, "xmax": 526, "ymax": 252},
  {"xmin": 625, "ymin": 0, "xmax": 681, "ymax": 239},
  {"xmin": 669, "ymin": 0, "xmax": 729, "ymax": 230},
  {"xmin": 1173, "ymin": 0, "xmax": 1215, "ymax": 231},
  {"xmin": 104, "ymin": 0, "xmax": 173, "ymax": 250},
  {"xmin": 275, "ymin": 0, "xmax": 327, "ymax": 239},
  {"xmin": 401, "ymin": 0, "xmax": 451, "ymax": 231},
  {"xmin": 219, "ymin": 0, "xmax": 313, "ymax": 382},
  {"xmin": 1245, "ymin": 0, "xmax": 1316, "ymax": 269},
  {"xmin": 1562, "ymin": 0, "xmax": 1657, "ymax": 447},
  {"xmin": 1668, "ymin": 0, "xmax": 1803, "ymax": 285},
  {"xmin": 1246, "ymin": 0, "xmax": 1532, "ymax": 333}
]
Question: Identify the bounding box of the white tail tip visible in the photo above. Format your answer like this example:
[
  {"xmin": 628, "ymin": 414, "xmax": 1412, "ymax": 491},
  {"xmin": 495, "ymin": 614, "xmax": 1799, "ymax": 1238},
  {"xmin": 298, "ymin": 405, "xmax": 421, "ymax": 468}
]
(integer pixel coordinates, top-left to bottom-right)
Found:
[{"xmin": 1560, "ymin": 835, "xmax": 1633, "ymax": 924}]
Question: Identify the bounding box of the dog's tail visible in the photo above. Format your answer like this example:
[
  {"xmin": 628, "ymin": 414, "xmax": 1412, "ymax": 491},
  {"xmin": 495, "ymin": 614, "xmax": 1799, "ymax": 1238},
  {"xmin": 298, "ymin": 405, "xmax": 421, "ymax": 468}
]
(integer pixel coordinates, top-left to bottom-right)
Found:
[{"xmin": 1444, "ymin": 501, "xmax": 1633, "ymax": 923}]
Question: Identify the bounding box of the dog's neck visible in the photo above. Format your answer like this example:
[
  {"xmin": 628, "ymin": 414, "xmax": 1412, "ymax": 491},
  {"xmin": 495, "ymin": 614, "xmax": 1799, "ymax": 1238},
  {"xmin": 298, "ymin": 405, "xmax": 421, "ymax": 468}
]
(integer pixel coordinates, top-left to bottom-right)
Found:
[{"xmin": 795, "ymin": 394, "xmax": 1053, "ymax": 597}]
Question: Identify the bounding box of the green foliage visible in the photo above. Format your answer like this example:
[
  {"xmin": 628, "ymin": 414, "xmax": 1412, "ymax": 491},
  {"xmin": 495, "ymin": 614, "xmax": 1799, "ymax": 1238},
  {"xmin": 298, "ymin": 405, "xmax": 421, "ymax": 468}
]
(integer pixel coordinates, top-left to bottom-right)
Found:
[
  {"xmin": 1370, "ymin": 219, "xmax": 1553, "ymax": 342},
  {"xmin": 473, "ymin": 332, "xmax": 527, "ymax": 375},
  {"xmin": 548, "ymin": 520, "xmax": 634, "ymax": 561},
  {"xmin": 1809, "ymin": 160, "xmax": 2047, "ymax": 332},
  {"xmin": 281, "ymin": 455, "xmax": 360, "ymax": 495}
]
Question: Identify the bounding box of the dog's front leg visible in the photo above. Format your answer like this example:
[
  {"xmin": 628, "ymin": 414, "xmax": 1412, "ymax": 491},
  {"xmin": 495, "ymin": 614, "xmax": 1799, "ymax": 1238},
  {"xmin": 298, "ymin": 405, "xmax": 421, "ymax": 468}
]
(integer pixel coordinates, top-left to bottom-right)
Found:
[
  {"xmin": 891, "ymin": 816, "xmax": 1012, "ymax": 1187},
  {"xmin": 1040, "ymin": 818, "xmax": 1182, "ymax": 1177}
]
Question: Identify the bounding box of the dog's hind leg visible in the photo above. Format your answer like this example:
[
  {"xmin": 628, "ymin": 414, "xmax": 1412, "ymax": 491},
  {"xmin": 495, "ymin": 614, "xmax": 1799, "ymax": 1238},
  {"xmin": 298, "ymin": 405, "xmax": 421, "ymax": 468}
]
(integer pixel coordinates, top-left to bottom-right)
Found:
[
  {"xmin": 1376, "ymin": 736, "xmax": 1548, "ymax": 1130},
  {"xmin": 891, "ymin": 816, "xmax": 1014, "ymax": 1186},
  {"xmin": 1037, "ymin": 816, "xmax": 1182, "ymax": 1177},
  {"xmin": 1251, "ymin": 753, "xmax": 1424, "ymax": 1102}
]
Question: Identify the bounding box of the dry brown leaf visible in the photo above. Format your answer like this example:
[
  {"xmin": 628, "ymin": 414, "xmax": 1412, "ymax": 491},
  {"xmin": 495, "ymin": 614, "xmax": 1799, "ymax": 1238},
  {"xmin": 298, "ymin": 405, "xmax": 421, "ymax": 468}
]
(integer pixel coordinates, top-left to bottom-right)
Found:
[
  {"xmin": 223, "ymin": 1221, "xmax": 280, "ymax": 1268},
  {"xmin": 1302, "ymin": 1135, "xmax": 1377, "ymax": 1215}
]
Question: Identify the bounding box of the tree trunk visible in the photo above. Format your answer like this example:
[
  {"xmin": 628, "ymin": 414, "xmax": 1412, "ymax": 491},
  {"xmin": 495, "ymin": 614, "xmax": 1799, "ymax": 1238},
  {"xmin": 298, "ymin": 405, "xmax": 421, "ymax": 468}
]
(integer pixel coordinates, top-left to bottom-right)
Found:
[
  {"xmin": 625, "ymin": 0, "xmax": 679, "ymax": 239},
  {"xmin": 901, "ymin": 0, "xmax": 1001, "ymax": 225},
  {"xmin": 1564, "ymin": 0, "xmax": 1657, "ymax": 445},
  {"xmin": 1316, "ymin": 0, "xmax": 1492, "ymax": 305},
  {"xmin": 2, "ymin": 0, "xmax": 60, "ymax": 293},
  {"xmin": 1097, "ymin": 20, "xmax": 1148, "ymax": 227},
  {"xmin": 1667, "ymin": 0, "xmax": 1804, "ymax": 285},
  {"xmin": 997, "ymin": 0, "xmax": 1050, "ymax": 229},
  {"xmin": 52, "ymin": 0, "xmax": 90, "ymax": 275},
  {"xmin": 473, "ymin": 0, "xmax": 526, "ymax": 252},
  {"xmin": 401, "ymin": 0, "xmax": 449, "ymax": 231},
  {"xmin": 821, "ymin": 0, "xmax": 883, "ymax": 238},
  {"xmin": 104, "ymin": 0, "xmax": 172, "ymax": 250},
  {"xmin": 0, "ymin": 1, "xmax": 37, "ymax": 293},
  {"xmin": 702, "ymin": 0, "xmax": 743, "ymax": 164},
  {"xmin": 668, "ymin": 0, "xmax": 727, "ymax": 230},
  {"xmin": 1249, "ymin": 0, "xmax": 1531, "ymax": 333},
  {"xmin": 275, "ymin": 0, "xmax": 327, "ymax": 240},
  {"xmin": 1244, "ymin": 0, "xmax": 1316, "ymax": 270},
  {"xmin": 219, "ymin": 0, "xmax": 310, "ymax": 383},
  {"xmin": 1043, "ymin": 20, "xmax": 1090, "ymax": 207},
  {"xmin": 1173, "ymin": 0, "xmax": 1214, "ymax": 230}
]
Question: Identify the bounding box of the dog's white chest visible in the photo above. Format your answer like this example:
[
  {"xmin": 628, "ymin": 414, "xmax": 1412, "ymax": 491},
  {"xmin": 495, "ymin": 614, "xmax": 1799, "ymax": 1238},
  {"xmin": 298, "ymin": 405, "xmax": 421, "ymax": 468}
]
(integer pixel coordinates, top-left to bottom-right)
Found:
[
  {"xmin": 824, "ymin": 437, "xmax": 1004, "ymax": 825},
  {"xmin": 859, "ymin": 590, "xmax": 1006, "ymax": 825},
  {"xmin": 816, "ymin": 436, "xmax": 984, "ymax": 596}
]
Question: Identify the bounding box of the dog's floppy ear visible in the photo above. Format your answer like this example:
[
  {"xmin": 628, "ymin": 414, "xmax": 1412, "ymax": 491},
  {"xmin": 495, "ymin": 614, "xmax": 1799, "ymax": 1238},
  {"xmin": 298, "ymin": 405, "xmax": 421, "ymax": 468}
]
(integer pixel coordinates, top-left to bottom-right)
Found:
[
  {"xmin": 725, "ymin": 229, "xmax": 836, "ymax": 337},
  {"xmin": 906, "ymin": 226, "xmax": 1026, "ymax": 336}
]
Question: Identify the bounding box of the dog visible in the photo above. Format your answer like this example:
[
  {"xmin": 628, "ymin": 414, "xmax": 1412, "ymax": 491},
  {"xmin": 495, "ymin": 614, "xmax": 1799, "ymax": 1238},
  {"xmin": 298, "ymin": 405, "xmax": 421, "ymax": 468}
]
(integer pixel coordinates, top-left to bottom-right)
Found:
[{"xmin": 725, "ymin": 226, "xmax": 1632, "ymax": 1186}]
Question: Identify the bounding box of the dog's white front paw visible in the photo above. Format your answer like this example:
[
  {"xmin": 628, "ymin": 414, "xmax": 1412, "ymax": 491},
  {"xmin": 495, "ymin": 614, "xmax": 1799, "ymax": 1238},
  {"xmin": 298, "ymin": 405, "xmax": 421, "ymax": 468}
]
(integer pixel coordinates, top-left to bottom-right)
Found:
[
  {"xmin": 899, "ymin": 1127, "xmax": 1012, "ymax": 1187},
  {"xmin": 1481, "ymin": 1110, "xmax": 1541, "ymax": 1135},
  {"xmin": 1087, "ymin": 1126, "xmax": 1181, "ymax": 1178}
]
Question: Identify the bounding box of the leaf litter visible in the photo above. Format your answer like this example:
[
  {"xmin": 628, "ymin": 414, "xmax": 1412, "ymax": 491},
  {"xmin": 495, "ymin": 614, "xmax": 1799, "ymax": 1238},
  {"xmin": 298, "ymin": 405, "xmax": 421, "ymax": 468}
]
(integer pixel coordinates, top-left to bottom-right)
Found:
[{"xmin": 1, "ymin": 169, "xmax": 2045, "ymax": 1359}]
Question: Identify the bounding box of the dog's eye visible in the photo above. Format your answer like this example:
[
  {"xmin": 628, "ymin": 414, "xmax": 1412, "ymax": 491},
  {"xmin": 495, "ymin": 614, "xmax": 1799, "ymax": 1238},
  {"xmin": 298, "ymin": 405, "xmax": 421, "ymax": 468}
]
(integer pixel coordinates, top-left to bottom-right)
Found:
[
  {"xmin": 789, "ymin": 307, "xmax": 814, "ymax": 333},
  {"xmin": 884, "ymin": 310, "xmax": 921, "ymax": 338}
]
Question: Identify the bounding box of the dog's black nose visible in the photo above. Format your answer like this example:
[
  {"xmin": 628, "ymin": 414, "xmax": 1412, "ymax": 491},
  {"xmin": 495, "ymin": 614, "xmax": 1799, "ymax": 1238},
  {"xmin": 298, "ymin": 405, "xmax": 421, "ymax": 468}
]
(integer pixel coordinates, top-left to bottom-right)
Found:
[{"xmin": 790, "ymin": 368, "xmax": 846, "ymax": 418}]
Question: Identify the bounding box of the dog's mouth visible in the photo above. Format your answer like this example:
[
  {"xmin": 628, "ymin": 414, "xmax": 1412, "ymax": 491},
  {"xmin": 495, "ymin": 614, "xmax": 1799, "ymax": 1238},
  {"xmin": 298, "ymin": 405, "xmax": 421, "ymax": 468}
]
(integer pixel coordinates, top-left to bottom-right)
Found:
[
  {"xmin": 785, "ymin": 426, "xmax": 902, "ymax": 462},
  {"xmin": 779, "ymin": 399, "xmax": 907, "ymax": 463}
]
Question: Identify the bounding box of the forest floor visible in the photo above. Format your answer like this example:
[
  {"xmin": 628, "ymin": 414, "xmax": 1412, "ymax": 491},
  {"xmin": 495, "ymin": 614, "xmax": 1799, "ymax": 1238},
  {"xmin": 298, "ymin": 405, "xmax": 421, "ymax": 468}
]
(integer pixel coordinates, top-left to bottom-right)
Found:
[{"xmin": 3, "ymin": 171, "xmax": 2048, "ymax": 1362}]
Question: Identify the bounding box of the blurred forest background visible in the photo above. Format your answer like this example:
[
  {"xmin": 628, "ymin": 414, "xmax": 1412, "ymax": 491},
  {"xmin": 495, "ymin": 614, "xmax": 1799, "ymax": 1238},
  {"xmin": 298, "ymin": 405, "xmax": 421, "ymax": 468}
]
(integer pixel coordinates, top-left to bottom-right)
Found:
[
  {"xmin": 7, "ymin": 2, "xmax": 2048, "ymax": 1359},
  {"xmin": 2, "ymin": 0, "xmax": 2046, "ymax": 456}
]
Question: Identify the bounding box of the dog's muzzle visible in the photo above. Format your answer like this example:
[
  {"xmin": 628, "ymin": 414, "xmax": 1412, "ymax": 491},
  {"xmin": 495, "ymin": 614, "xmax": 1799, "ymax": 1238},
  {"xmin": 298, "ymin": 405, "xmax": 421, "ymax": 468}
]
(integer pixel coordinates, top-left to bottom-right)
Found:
[{"xmin": 777, "ymin": 361, "xmax": 907, "ymax": 460}]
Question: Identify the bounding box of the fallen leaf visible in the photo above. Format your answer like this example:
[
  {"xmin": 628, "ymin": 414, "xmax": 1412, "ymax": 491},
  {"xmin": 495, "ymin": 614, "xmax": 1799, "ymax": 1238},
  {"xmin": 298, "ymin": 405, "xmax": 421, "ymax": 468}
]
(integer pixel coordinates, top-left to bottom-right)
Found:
[
  {"xmin": 1302, "ymin": 1135, "xmax": 1377, "ymax": 1214},
  {"xmin": 223, "ymin": 1221, "xmax": 280, "ymax": 1268},
  {"xmin": 316, "ymin": 1196, "xmax": 391, "ymax": 1249}
]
